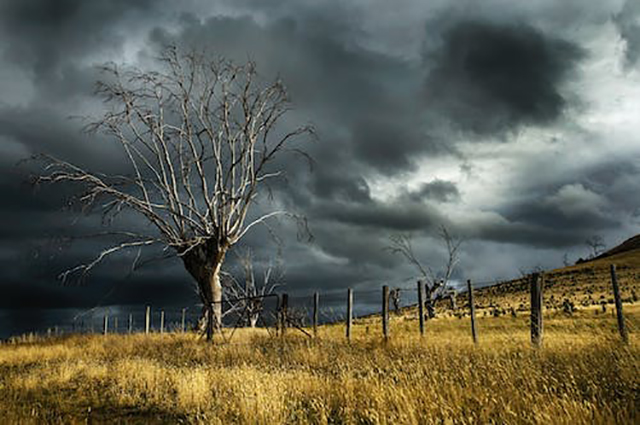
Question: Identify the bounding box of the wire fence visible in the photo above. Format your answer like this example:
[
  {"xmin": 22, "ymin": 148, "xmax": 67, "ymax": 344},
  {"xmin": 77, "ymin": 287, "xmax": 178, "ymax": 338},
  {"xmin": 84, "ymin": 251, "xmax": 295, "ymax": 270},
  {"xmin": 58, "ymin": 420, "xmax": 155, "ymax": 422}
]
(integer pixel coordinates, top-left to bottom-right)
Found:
[{"xmin": 4, "ymin": 264, "xmax": 636, "ymax": 346}]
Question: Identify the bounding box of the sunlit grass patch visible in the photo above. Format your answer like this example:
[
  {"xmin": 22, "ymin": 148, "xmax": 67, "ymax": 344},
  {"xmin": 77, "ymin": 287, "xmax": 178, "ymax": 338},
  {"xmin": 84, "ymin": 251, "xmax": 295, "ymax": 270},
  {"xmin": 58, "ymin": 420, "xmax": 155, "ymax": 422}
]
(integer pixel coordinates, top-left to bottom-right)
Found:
[{"xmin": 0, "ymin": 303, "xmax": 638, "ymax": 424}]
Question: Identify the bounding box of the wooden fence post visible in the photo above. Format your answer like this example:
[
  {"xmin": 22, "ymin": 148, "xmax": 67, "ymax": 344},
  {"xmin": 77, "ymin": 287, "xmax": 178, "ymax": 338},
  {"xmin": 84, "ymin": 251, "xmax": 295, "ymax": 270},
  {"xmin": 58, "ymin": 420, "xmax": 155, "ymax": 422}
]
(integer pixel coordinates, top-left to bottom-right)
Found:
[
  {"xmin": 610, "ymin": 265, "xmax": 629, "ymax": 343},
  {"xmin": 313, "ymin": 292, "xmax": 319, "ymax": 337},
  {"xmin": 114, "ymin": 317, "xmax": 118, "ymax": 334},
  {"xmin": 160, "ymin": 310, "xmax": 165, "ymax": 334},
  {"xmin": 467, "ymin": 279, "xmax": 477, "ymax": 344},
  {"xmin": 281, "ymin": 294, "xmax": 289, "ymax": 335},
  {"xmin": 417, "ymin": 281, "xmax": 425, "ymax": 336},
  {"xmin": 181, "ymin": 308, "xmax": 187, "ymax": 333},
  {"xmin": 346, "ymin": 288, "xmax": 353, "ymax": 341},
  {"xmin": 145, "ymin": 306, "xmax": 151, "ymax": 334},
  {"xmin": 128, "ymin": 313, "xmax": 133, "ymax": 334},
  {"xmin": 382, "ymin": 285, "xmax": 389, "ymax": 341},
  {"xmin": 530, "ymin": 273, "xmax": 543, "ymax": 347},
  {"xmin": 103, "ymin": 314, "xmax": 109, "ymax": 336}
]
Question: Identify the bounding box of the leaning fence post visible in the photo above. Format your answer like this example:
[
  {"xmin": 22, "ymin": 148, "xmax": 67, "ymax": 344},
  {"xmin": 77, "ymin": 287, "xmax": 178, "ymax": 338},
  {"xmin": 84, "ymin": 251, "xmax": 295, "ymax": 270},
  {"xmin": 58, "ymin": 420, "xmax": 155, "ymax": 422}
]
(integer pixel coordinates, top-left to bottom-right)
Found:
[
  {"xmin": 145, "ymin": 306, "xmax": 151, "ymax": 334},
  {"xmin": 313, "ymin": 292, "xmax": 319, "ymax": 337},
  {"xmin": 346, "ymin": 288, "xmax": 353, "ymax": 341},
  {"xmin": 103, "ymin": 314, "xmax": 109, "ymax": 336},
  {"xmin": 417, "ymin": 281, "xmax": 425, "ymax": 336},
  {"xmin": 610, "ymin": 264, "xmax": 629, "ymax": 344},
  {"xmin": 530, "ymin": 273, "xmax": 543, "ymax": 347},
  {"xmin": 128, "ymin": 313, "xmax": 133, "ymax": 334},
  {"xmin": 467, "ymin": 279, "xmax": 477, "ymax": 344},
  {"xmin": 181, "ymin": 308, "xmax": 187, "ymax": 333},
  {"xmin": 160, "ymin": 310, "xmax": 165, "ymax": 334},
  {"xmin": 382, "ymin": 285, "xmax": 389, "ymax": 341}
]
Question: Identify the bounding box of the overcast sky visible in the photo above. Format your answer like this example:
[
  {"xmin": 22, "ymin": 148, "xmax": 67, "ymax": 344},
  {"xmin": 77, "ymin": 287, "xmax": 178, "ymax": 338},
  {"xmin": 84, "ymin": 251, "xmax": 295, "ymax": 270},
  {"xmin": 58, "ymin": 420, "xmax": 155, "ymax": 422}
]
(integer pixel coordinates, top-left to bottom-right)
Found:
[{"xmin": 1, "ymin": 0, "xmax": 639, "ymax": 338}]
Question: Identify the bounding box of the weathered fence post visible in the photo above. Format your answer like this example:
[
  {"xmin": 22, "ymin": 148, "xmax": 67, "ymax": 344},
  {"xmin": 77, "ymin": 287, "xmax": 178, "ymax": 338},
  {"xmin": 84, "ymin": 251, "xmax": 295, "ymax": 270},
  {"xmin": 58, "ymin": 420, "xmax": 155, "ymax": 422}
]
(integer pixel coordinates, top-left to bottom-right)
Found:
[
  {"xmin": 145, "ymin": 306, "xmax": 151, "ymax": 334},
  {"xmin": 382, "ymin": 285, "xmax": 389, "ymax": 341},
  {"xmin": 346, "ymin": 288, "xmax": 353, "ymax": 341},
  {"xmin": 160, "ymin": 310, "xmax": 165, "ymax": 334},
  {"xmin": 313, "ymin": 292, "xmax": 319, "ymax": 337},
  {"xmin": 530, "ymin": 273, "xmax": 543, "ymax": 347},
  {"xmin": 281, "ymin": 293, "xmax": 289, "ymax": 335},
  {"xmin": 181, "ymin": 308, "xmax": 187, "ymax": 333},
  {"xmin": 610, "ymin": 264, "xmax": 629, "ymax": 344},
  {"xmin": 467, "ymin": 279, "xmax": 477, "ymax": 344},
  {"xmin": 103, "ymin": 314, "xmax": 109, "ymax": 336},
  {"xmin": 417, "ymin": 281, "xmax": 425, "ymax": 336},
  {"xmin": 114, "ymin": 317, "xmax": 118, "ymax": 334},
  {"xmin": 128, "ymin": 313, "xmax": 133, "ymax": 334}
]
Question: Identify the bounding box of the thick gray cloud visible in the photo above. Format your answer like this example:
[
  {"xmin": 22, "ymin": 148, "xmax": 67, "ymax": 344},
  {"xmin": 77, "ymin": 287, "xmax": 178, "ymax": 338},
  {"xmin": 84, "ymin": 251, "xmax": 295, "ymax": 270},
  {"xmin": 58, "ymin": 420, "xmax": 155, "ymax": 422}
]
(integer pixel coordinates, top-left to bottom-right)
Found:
[
  {"xmin": 406, "ymin": 180, "xmax": 461, "ymax": 203},
  {"xmin": 614, "ymin": 0, "xmax": 640, "ymax": 67},
  {"xmin": 423, "ymin": 21, "xmax": 584, "ymax": 136},
  {"xmin": 0, "ymin": 0, "xmax": 639, "ymax": 338}
]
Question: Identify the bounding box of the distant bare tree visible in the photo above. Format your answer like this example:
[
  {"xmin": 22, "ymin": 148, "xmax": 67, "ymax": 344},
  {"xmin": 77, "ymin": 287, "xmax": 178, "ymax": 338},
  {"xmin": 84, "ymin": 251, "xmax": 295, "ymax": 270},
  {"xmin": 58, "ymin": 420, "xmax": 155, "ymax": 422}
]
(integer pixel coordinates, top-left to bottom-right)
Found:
[
  {"xmin": 387, "ymin": 226, "xmax": 462, "ymax": 318},
  {"xmin": 585, "ymin": 235, "xmax": 605, "ymax": 259},
  {"xmin": 390, "ymin": 288, "xmax": 401, "ymax": 314},
  {"xmin": 518, "ymin": 264, "xmax": 543, "ymax": 280},
  {"xmin": 222, "ymin": 249, "xmax": 282, "ymax": 328},
  {"xmin": 34, "ymin": 47, "xmax": 313, "ymax": 340}
]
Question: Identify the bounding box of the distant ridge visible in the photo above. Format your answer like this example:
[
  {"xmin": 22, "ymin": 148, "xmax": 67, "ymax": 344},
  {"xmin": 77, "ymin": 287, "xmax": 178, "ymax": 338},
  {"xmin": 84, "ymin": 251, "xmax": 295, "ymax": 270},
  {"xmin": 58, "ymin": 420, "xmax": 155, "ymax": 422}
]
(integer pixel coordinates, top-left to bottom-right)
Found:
[{"xmin": 593, "ymin": 234, "xmax": 640, "ymax": 261}]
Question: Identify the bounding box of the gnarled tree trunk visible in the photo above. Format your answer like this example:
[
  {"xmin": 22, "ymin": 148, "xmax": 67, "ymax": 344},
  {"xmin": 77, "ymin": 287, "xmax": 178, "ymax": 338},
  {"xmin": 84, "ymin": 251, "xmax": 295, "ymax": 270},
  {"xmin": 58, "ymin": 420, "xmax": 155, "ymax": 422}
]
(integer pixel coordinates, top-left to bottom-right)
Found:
[{"xmin": 182, "ymin": 241, "xmax": 227, "ymax": 341}]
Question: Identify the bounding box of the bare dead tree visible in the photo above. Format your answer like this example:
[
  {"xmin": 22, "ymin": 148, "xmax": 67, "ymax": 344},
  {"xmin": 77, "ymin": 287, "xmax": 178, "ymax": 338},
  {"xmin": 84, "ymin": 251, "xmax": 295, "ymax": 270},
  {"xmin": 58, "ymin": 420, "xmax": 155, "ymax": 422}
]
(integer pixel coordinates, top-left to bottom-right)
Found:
[
  {"xmin": 585, "ymin": 235, "xmax": 605, "ymax": 259},
  {"xmin": 34, "ymin": 47, "xmax": 313, "ymax": 340},
  {"xmin": 222, "ymin": 249, "xmax": 282, "ymax": 328},
  {"xmin": 390, "ymin": 288, "xmax": 401, "ymax": 314},
  {"xmin": 387, "ymin": 225, "xmax": 462, "ymax": 318},
  {"xmin": 518, "ymin": 264, "xmax": 543, "ymax": 280}
]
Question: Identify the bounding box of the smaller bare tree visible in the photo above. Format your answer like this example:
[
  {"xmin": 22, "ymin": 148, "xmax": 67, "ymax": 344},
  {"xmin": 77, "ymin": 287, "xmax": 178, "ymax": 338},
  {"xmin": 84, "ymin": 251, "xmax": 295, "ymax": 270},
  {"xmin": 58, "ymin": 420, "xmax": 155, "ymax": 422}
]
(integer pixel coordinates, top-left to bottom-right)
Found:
[
  {"xmin": 222, "ymin": 249, "xmax": 282, "ymax": 328},
  {"xmin": 387, "ymin": 225, "xmax": 462, "ymax": 319},
  {"xmin": 518, "ymin": 264, "xmax": 543, "ymax": 280},
  {"xmin": 390, "ymin": 288, "xmax": 401, "ymax": 314},
  {"xmin": 585, "ymin": 235, "xmax": 605, "ymax": 259}
]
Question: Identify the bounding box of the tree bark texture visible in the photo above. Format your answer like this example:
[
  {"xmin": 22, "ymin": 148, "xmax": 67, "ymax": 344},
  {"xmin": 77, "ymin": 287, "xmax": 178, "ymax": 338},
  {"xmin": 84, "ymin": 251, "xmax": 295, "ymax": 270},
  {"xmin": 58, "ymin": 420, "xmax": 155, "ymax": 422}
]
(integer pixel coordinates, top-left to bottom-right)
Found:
[{"xmin": 182, "ymin": 241, "xmax": 226, "ymax": 340}]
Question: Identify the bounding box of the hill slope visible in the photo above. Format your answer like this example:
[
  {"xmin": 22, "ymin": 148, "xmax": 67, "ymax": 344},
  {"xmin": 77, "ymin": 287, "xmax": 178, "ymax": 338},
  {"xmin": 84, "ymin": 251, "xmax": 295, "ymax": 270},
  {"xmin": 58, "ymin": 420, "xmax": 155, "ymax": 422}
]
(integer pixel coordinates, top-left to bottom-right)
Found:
[
  {"xmin": 594, "ymin": 234, "xmax": 640, "ymax": 260},
  {"xmin": 460, "ymin": 244, "xmax": 640, "ymax": 315}
]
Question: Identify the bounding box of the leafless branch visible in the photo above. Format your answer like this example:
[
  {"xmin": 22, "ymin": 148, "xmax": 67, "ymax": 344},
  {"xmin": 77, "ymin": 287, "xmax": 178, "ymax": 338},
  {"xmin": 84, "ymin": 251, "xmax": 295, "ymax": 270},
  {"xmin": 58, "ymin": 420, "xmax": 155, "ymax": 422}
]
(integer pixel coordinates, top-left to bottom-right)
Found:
[
  {"xmin": 387, "ymin": 225, "xmax": 463, "ymax": 307},
  {"xmin": 34, "ymin": 47, "xmax": 313, "ymax": 285}
]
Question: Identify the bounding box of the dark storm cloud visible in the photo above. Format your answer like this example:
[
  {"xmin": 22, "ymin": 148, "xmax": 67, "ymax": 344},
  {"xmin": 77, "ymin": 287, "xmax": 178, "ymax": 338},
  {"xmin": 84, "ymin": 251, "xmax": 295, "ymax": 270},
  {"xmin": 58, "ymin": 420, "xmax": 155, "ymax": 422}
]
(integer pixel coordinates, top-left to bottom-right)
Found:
[
  {"xmin": 315, "ymin": 200, "xmax": 444, "ymax": 232},
  {"xmin": 467, "ymin": 157, "xmax": 640, "ymax": 249},
  {"xmin": 310, "ymin": 167, "xmax": 372, "ymax": 204},
  {"xmin": 423, "ymin": 21, "xmax": 584, "ymax": 136},
  {"xmin": 0, "ymin": 252, "xmax": 196, "ymax": 310},
  {"xmin": 148, "ymin": 14, "xmax": 438, "ymax": 175},
  {"xmin": 614, "ymin": 0, "xmax": 640, "ymax": 67},
  {"xmin": 405, "ymin": 180, "xmax": 460, "ymax": 203},
  {"xmin": 0, "ymin": 0, "xmax": 159, "ymax": 78}
]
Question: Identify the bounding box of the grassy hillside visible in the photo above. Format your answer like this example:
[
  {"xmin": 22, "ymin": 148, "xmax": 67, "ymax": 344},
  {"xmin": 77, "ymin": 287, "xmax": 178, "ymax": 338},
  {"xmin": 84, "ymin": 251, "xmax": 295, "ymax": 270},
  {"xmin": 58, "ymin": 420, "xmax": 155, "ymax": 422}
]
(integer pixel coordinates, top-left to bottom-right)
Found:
[{"xmin": 454, "ymin": 249, "xmax": 640, "ymax": 318}]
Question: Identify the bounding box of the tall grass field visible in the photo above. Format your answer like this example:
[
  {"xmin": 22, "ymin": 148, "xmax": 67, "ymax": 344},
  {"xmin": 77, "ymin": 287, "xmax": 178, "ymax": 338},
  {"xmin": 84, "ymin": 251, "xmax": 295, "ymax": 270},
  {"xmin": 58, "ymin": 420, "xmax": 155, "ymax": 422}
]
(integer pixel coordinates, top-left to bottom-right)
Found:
[{"xmin": 1, "ymin": 302, "xmax": 638, "ymax": 424}]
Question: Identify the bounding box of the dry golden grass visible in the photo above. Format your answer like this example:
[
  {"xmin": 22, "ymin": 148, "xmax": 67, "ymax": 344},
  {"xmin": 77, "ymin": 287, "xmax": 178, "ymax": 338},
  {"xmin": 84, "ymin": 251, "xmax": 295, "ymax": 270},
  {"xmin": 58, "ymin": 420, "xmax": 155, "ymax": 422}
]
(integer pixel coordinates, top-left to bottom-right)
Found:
[
  {"xmin": 1, "ymin": 302, "xmax": 638, "ymax": 424},
  {"xmin": 466, "ymin": 251, "xmax": 640, "ymax": 314}
]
